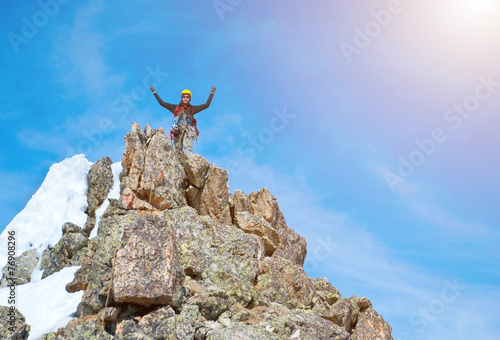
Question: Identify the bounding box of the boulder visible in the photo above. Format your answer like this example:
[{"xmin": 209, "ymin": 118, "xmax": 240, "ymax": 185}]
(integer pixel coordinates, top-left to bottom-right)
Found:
[
  {"xmin": 86, "ymin": 156, "xmax": 114, "ymax": 218},
  {"xmin": 113, "ymin": 214, "xmax": 185, "ymax": 306},
  {"xmin": 206, "ymin": 322, "xmax": 279, "ymax": 340},
  {"xmin": 181, "ymin": 153, "xmax": 210, "ymax": 189},
  {"xmin": 313, "ymin": 298, "xmax": 359, "ymax": 332},
  {"xmin": 200, "ymin": 164, "xmax": 232, "ymax": 226},
  {"xmin": 350, "ymin": 307, "xmax": 393, "ymax": 340},
  {"xmin": 233, "ymin": 211, "xmax": 280, "ymax": 256},
  {"xmin": 41, "ymin": 225, "xmax": 88, "ymax": 279},
  {"xmin": 0, "ymin": 249, "xmax": 39, "ymax": 288},
  {"xmin": 261, "ymin": 308, "xmax": 350, "ymax": 339},
  {"xmin": 58, "ymin": 317, "xmax": 114, "ymax": 340},
  {"xmin": 257, "ymin": 256, "xmax": 315, "ymax": 308},
  {"xmin": 62, "ymin": 222, "xmax": 83, "ymax": 235}
]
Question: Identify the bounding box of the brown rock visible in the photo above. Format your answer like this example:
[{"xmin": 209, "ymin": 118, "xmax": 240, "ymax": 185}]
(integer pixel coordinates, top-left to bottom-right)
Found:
[
  {"xmin": 233, "ymin": 211, "xmax": 280, "ymax": 256},
  {"xmin": 113, "ymin": 214, "xmax": 185, "ymax": 306},
  {"xmin": 351, "ymin": 307, "xmax": 393, "ymax": 340},
  {"xmin": 257, "ymin": 256, "xmax": 315, "ymax": 307},
  {"xmin": 181, "ymin": 153, "xmax": 210, "ymax": 189},
  {"xmin": 98, "ymin": 307, "xmax": 121, "ymax": 323},
  {"xmin": 120, "ymin": 123, "xmax": 186, "ymax": 211},
  {"xmin": 313, "ymin": 298, "xmax": 359, "ymax": 332},
  {"xmin": 234, "ymin": 187, "xmax": 307, "ymax": 266},
  {"xmin": 200, "ymin": 164, "xmax": 232, "ymax": 226}
]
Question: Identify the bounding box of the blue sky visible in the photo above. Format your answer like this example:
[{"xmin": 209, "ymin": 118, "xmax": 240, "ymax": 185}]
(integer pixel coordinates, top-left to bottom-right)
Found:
[{"xmin": 1, "ymin": 1, "xmax": 499, "ymax": 338}]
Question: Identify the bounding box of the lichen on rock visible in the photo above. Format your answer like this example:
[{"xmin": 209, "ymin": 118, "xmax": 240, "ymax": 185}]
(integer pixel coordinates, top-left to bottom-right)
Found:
[{"xmin": 37, "ymin": 122, "xmax": 394, "ymax": 340}]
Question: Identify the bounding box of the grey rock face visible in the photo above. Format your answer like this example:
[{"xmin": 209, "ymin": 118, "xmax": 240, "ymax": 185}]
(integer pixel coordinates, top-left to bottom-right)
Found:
[
  {"xmin": 86, "ymin": 157, "xmax": 114, "ymax": 218},
  {"xmin": 200, "ymin": 164, "xmax": 232, "ymax": 227},
  {"xmin": 113, "ymin": 214, "xmax": 185, "ymax": 307},
  {"xmin": 206, "ymin": 322, "xmax": 279, "ymax": 340},
  {"xmin": 181, "ymin": 153, "xmax": 210, "ymax": 189},
  {"xmin": 0, "ymin": 249, "xmax": 39, "ymax": 288},
  {"xmin": 0, "ymin": 306, "xmax": 30, "ymax": 340},
  {"xmin": 41, "ymin": 224, "xmax": 88, "ymax": 279}
]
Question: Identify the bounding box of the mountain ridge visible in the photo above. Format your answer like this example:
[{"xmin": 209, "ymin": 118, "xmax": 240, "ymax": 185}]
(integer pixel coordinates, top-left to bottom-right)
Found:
[{"xmin": 0, "ymin": 122, "xmax": 393, "ymax": 340}]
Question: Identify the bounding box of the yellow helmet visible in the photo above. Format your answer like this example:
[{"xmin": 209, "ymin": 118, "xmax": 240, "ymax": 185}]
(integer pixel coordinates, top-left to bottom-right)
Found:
[{"xmin": 181, "ymin": 89, "xmax": 191, "ymax": 97}]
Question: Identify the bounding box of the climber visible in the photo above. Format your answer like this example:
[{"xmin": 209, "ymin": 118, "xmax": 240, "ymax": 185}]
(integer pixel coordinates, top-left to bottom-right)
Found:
[{"xmin": 149, "ymin": 85, "xmax": 216, "ymax": 156}]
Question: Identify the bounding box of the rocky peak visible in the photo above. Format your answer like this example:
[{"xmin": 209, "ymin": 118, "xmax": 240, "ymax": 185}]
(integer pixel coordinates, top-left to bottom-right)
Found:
[{"xmin": 1, "ymin": 123, "xmax": 393, "ymax": 340}]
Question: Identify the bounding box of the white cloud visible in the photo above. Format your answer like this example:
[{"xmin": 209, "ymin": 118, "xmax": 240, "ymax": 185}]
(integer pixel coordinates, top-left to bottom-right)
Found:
[{"xmin": 375, "ymin": 164, "xmax": 488, "ymax": 235}]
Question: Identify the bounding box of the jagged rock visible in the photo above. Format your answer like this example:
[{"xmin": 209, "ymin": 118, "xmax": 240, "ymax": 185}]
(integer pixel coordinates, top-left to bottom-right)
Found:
[
  {"xmin": 208, "ymin": 271, "xmax": 267, "ymax": 308},
  {"xmin": 181, "ymin": 153, "xmax": 210, "ymax": 189},
  {"xmin": 115, "ymin": 319, "xmax": 141, "ymax": 339},
  {"xmin": 136, "ymin": 306, "xmax": 195, "ymax": 339},
  {"xmin": 312, "ymin": 277, "xmax": 342, "ymax": 297},
  {"xmin": 41, "ymin": 226, "xmax": 88, "ymax": 279},
  {"xmin": 86, "ymin": 157, "xmax": 114, "ymax": 218},
  {"xmin": 83, "ymin": 216, "xmax": 96, "ymax": 237},
  {"xmin": 349, "ymin": 295, "xmax": 372, "ymax": 311},
  {"xmin": 195, "ymin": 296, "xmax": 231, "ymax": 321},
  {"xmin": 0, "ymin": 306, "xmax": 30, "ymax": 340},
  {"xmin": 314, "ymin": 298, "xmax": 359, "ymax": 332},
  {"xmin": 137, "ymin": 305, "xmax": 176, "ymax": 330},
  {"xmin": 233, "ymin": 187, "xmax": 307, "ymax": 266},
  {"xmin": 257, "ymin": 256, "xmax": 315, "ymax": 307},
  {"xmin": 181, "ymin": 304, "xmax": 200, "ymax": 319},
  {"xmin": 40, "ymin": 332, "xmax": 57, "ymax": 340},
  {"xmin": 0, "ymin": 249, "xmax": 39, "ymax": 288},
  {"xmin": 62, "ymin": 222, "xmax": 83, "ymax": 235},
  {"xmin": 98, "ymin": 307, "xmax": 121, "ymax": 323},
  {"xmin": 233, "ymin": 190, "xmax": 250, "ymax": 212},
  {"xmin": 113, "ymin": 214, "xmax": 185, "ymax": 306},
  {"xmin": 233, "ymin": 211, "xmax": 280, "ymax": 256},
  {"xmin": 60, "ymin": 316, "xmax": 114, "ymax": 340},
  {"xmin": 120, "ymin": 123, "xmax": 186, "ymax": 211},
  {"xmin": 200, "ymin": 164, "xmax": 232, "ymax": 226},
  {"xmin": 262, "ymin": 308, "xmax": 350, "ymax": 339},
  {"xmin": 351, "ymin": 307, "xmax": 393, "ymax": 340},
  {"xmin": 206, "ymin": 322, "xmax": 279, "ymax": 340},
  {"xmin": 166, "ymin": 206, "xmax": 264, "ymax": 285}
]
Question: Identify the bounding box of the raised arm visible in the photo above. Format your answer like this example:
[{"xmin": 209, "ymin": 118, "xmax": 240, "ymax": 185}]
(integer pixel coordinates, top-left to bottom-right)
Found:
[
  {"xmin": 150, "ymin": 85, "xmax": 177, "ymax": 113},
  {"xmin": 192, "ymin": 85, "xmax": 216, "ymax": 114}
]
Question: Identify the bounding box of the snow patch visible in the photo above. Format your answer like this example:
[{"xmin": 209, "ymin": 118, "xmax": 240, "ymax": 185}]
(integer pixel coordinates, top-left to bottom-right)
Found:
[
  {"xmin": 0, "ymin": 266, "xmax": 84, "ymax": 339},
  {"xmin": 0, "ymin": 155, "xmax": 92, "ymax": 269}
]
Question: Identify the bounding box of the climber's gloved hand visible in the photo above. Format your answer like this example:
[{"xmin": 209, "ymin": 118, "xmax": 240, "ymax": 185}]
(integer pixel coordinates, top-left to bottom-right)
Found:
[
  {"xmin": 149, "ymin": 85, "xmax": 156, "ymax": 93},
  {"xmin": 211, "ymin": 85, "xmax": 216, "ymax": 94}
]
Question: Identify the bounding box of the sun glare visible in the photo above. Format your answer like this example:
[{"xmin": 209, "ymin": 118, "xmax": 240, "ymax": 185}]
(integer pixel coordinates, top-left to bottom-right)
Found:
[{"xmin": 459, "ymin": 0, "xmax": 499, "ymax": 16}]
